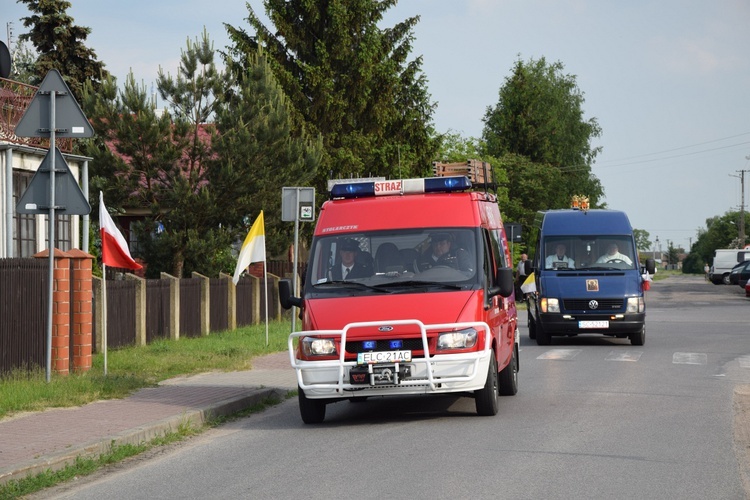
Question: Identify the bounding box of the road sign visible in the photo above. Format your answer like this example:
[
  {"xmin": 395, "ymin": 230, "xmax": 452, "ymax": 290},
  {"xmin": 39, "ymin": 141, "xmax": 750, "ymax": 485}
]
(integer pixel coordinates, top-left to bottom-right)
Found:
[
  {"xmin": 15, "ymin": 69, "xmax": 94, "ymax": 138},
  {"xmin": 281, "ymin": 187, "xmax": 315, "ymax": 222},
  {"xmin": 16, "ymin": 147, "xmax": 91, "ymax": 215}
]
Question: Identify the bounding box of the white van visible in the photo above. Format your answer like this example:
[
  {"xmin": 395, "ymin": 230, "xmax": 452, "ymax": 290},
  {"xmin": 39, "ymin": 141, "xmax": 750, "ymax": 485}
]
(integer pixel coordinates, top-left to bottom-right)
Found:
[{"xmin": 710, "ymin": 249, "xmax": 750, "ymax": 285}]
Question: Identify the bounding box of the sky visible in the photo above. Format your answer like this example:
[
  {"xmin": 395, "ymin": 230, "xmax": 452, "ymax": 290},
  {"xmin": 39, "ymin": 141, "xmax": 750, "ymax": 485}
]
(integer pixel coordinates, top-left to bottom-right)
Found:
[{"xmin": 4, "ymin": 0, "xmax": 750, "ymax": 252}]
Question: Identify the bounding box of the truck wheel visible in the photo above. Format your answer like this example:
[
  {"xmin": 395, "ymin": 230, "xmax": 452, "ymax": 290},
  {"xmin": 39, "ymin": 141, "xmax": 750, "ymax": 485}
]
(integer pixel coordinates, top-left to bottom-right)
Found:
[
  {"xmin": 536, "ymin": 322, "xmax": 551, "ymax": 346},
  {"xmin": 528, "ymin": 310, "xmax": 537, "ymax": 340},
  {"xmin": 629, "ymin": 326, "xmax": 645, "ymax": 346},
  {"xmin": 475, "ymin": 354, "xmax": 499, "ymax": 416},
  {"xmin": 298, "ymin": 386, "xmax": 326, "ymax": 424},
  {"xmin": 497, "ymin": 344, "xmax": 518, "ymax": 396}
]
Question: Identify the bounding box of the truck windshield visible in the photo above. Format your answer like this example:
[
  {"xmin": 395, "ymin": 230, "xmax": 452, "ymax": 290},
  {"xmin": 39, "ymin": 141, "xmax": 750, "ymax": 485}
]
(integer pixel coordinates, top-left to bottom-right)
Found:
[
  {"xmin": 543, "ymin": 235, "xmax": 637, "ymax": 270},
  {"xmin": 305, "ymin": 228, "xmax": 480, "ymax": 292}
]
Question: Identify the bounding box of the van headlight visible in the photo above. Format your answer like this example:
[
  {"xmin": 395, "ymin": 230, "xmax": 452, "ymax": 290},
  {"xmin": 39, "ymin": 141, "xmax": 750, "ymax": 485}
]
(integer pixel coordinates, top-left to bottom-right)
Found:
[
  {"xmin": 437, "ymin": 328, "xmax": 478, "ymax": 350},
  {"xmin": 626, "ymin": 297, "xmax": 645, "ymax": 313},
  {"xmin": 541, "ymin": 298, "xmax": 559, "ymax": 313},
  {"xmin": 301, "ymin": 337, "xmax": 337, "ymax": 356}
]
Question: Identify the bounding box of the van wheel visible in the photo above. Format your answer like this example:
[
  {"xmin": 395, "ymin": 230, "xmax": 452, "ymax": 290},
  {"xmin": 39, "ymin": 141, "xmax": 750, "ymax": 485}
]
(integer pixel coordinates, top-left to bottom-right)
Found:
[
  {"xmin": 536, "ymin": 322, "xmax": 551, "ymax": 346},
  {"xmin": 629, "ymin": 326, "xmax": 645, "ymax": 346},
  {"xmin": 498, "ymin": 344, "xmax": 518, "ymax": 396},
  {"xmin": 298, "ymin": 386, "xmax": 327, "ymax": 424},
  {"xmin": 475, "ymin": 354, "xmax": 499, "ymax": 416},
  {"xmin": 722, "ymin": 274, "xmax": 731, "ymax": 285},
  {"xmin": 528, "ymin": 310, "xmax": 537, "ymax": 340}
]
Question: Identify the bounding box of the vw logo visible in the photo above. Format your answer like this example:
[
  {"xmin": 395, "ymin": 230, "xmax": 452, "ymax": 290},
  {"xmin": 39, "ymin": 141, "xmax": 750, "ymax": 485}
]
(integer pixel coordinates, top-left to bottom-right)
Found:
[
  {"xmin": 589, "ymin": 300, "xmax": 599, "ymax": 310},
  {"xmin": 378, "ymin": 326, "xmax": 394, "ymax": 332}
]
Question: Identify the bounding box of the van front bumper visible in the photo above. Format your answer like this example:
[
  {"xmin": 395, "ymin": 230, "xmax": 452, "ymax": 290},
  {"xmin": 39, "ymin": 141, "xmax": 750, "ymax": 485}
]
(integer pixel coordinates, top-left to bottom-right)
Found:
[
  {"xmin": 539, "ymin": 312, "xmax": 645, "ymax": 336},
  {"xmin": 289, "ymin": 320, "xmax": 493, "ymax": 400}
]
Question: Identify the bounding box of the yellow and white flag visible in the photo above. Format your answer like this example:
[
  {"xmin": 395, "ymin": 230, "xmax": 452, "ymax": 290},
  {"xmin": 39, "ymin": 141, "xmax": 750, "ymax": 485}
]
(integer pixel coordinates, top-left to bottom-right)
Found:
[
  {"xmin": 520, "ymin": 272, "xmax": 536, "ymax": 294},
  {"xmin": 233, "ymin": 211, "xmax": 266, "ymax": 285}
]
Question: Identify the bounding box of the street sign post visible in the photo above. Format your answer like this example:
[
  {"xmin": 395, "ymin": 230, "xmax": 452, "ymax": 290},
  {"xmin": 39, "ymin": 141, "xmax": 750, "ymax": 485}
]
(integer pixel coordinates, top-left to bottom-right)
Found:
[
  {"xmin": 281, "ymin": 187, "xmax": 315, "ymax": 332},
  {"xmin": 14, "ymin": 69, "xmax": 94, "ymax": 382}
]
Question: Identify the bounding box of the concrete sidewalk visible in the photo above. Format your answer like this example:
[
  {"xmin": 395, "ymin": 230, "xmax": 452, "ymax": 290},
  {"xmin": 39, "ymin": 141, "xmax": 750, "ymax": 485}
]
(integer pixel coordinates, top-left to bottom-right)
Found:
[{"xmin": 0, "ymin": 351, "xmax": 297, "ymax": 485}]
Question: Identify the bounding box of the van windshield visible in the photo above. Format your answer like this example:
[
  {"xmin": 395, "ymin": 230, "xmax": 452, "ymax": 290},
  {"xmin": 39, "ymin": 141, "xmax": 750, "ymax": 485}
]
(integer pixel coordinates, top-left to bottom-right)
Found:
[
  {"xmin": 305, "ymin": 228, "xmax": 480, "ymax": 293},
  {"xmin": 543, "ymin": 236, "xmax": 637, "ymax": 270}
]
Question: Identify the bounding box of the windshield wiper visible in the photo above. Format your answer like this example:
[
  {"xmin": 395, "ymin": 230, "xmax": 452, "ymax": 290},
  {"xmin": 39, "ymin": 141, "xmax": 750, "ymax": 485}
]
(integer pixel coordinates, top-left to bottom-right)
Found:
[
  {"xmin": 314, "ymin": 280, "xmax": 393, "ymax": 293},
  {"xmin": 373, "ymin": 280, "xmax": 463, "ymax": 291}
]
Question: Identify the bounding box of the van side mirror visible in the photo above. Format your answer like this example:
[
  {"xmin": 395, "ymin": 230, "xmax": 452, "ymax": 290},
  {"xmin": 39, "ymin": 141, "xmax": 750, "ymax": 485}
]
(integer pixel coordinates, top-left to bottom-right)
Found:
[
  {"xmin": 644, "ymin": 258, "xmax": 656, "ymax": 275},
  {"xmin": 491, "ymin": 267, "xmax": 515, "ymax": 298},
  {"xmin": 279, "ymin": 278, "xmax": 303, "ymax": 309}
]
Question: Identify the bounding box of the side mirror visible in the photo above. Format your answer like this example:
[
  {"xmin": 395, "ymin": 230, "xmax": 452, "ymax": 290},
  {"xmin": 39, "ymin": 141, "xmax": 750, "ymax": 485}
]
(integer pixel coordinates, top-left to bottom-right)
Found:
[
  {"xmin": 644, "ymin": 258, "xmax": 656, "ymax": 275},
  {"xmin": 279, "ymin": 278, "xmax": 303, "ymax": 310},
  {"xmin": 490, "ymin": 267, "xmax": 515, "ymax": 298}
]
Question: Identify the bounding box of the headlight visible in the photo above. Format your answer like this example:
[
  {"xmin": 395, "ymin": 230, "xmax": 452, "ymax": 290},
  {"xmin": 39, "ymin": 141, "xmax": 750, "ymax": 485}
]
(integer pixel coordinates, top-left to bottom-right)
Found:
[
  {"xmin": 437, "ymin": 328, "xmax": 478, "ymax": 350},
  {"xmin": 541, "ymin": 298, "xmax": 559, "ymax": 313},
  {"xmin": 626, "ymin": 297, "xmax": 645, "ymax": 313},
  {"xmin": 301, "ymin": 337, "xmax": 337, "ymax": 356}
]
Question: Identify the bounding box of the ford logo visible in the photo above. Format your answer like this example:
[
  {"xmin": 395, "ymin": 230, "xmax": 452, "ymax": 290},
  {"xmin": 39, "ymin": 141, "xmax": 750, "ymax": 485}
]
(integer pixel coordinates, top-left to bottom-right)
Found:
[
  {"xmin": 589, "ymin": 300, "xmax": 599, "ymax": 310},
  {"xmin": 378, "ymin": 326, "xmax": 394, "ymax": 332}
]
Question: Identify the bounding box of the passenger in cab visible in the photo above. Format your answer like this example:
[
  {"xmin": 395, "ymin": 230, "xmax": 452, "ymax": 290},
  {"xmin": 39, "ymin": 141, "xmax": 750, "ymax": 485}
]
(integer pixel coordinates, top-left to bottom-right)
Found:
[
  {"xmin": 329, "ymin": 238, "xmax": 372, "ymax": 280},
  {"xmin": 545, "ymin": 243, "xmax": 575, "ymax": 269},
  {"xmin": 596, "ymin": 243, "xmax": 633, "ymax": 265},
  {"xmin": 417, "ymin": 232, "xmax": 471, "ymax": 272}
]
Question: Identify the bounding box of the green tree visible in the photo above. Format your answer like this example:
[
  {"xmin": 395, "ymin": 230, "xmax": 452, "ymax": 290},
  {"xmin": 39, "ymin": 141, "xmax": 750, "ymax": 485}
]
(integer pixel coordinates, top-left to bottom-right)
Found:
[
  {"xmin": 482, "ymin": 57, "xmax": 603, "ymax": 211},
  {"xmin": 8, "ymin": 40, "xmax": 37, "ymax": 84},
  {"xmin": 633, "ymin": 228, "xmax": 651, "ymax": 253},
  {"xmin": 682, "ymin": 210, "xmax": 748, "ymax": 273},
  {"xmin": 17, "ymin": 0, "xmax": 109, "ymax": 100},
  {"xmin": 211, "ymin": 46, "xmax": 323, "ymax": 258},
  {"xmin": 225, "ymin": 0, "xmax": 438, "ymax": 193}
]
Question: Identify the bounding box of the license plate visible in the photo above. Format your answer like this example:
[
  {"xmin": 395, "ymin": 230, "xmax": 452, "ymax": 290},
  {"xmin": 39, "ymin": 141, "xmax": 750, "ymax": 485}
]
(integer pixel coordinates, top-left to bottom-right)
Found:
[
  {"xmin": 357, "ymin": 350, "xmax": 412, "ymax": 365},
  {"xmin": 579, "ymin": 320, "xmax": 609, "ymax": 329}
]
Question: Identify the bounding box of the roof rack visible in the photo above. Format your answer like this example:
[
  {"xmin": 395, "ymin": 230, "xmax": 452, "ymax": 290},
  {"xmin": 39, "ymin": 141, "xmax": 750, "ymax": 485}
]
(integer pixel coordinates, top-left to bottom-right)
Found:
[{"xmin": 432, "ymin": 159, "xmax": 495, "ymax": 190}]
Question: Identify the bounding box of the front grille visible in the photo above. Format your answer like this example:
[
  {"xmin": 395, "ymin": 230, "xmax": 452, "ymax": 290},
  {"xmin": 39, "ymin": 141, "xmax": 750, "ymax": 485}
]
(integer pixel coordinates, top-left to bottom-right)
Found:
[
  {"xmin": 344, "ymin": 338, "xmax": 425, "ymax": 353},
  {"xmin": 563, "ymin": 298, "xmax": 624, "ymax": 311}
]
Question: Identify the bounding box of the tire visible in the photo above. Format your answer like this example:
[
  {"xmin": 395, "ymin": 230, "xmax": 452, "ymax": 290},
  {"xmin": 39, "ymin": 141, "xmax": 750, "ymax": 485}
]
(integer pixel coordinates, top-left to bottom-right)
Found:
[
  {"xmin": 298, "ymin": 386, "xmax": 327, "ymax": 424},
  {"xmin": 497, "ymin": 344, "xmax": 518, "ymax": 396},
  {"xmin": 475, "ymin": 354, "xmax": 499, "ymax": 416},
  {"xmin": 722, "ymin": 274, "xmax": 731, "ymax": 285},
  {"xmin": 629, "ymin": 326, "xmax": 645, "ymax": 346},
  {"xmin": 528, "ymin": 310, "xmax": 537, "ymax": 340},
  {"xmin": 536, "ymin": 321, "xmax": 551, "ymax": 346}
]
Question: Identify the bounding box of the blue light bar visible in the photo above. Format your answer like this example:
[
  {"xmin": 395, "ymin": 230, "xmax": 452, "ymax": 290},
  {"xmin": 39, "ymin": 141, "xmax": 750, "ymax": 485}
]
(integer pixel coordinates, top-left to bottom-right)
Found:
[
  {"xmin": 363, "ymin": 340, "xmax": 377, "ymax": 350},
  {"xmin": 330, "ymin": 176, "xmax": 471, "ymax": 199},
  {"xmin": 389, "ymin": 340, "xmax": 403, "ymax": 349}
]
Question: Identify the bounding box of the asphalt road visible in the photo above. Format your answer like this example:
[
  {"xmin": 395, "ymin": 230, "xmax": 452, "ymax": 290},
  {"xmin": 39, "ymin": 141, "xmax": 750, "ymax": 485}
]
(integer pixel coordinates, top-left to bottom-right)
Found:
[{"xmin": 34, "ymin": 275, "xmax": 750, "ymax": 500}]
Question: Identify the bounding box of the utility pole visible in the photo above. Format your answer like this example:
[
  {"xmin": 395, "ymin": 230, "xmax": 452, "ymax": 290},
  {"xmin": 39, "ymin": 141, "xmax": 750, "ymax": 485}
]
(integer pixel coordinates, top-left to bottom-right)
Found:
[{"xmin": 731, "ymin": 168, "xmax": 749, "ymax": 248}]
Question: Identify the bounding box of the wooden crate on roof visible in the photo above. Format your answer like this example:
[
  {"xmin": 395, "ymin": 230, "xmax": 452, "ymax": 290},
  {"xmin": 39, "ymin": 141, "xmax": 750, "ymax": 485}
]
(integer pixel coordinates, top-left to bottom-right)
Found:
[{"xmin": 431, "ymin": 159, "xmax": 493, "ymax": 185}]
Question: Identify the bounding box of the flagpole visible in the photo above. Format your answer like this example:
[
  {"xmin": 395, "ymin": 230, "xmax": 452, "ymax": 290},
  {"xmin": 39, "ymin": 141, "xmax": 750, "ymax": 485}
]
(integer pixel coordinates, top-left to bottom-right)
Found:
[{"xmin": 102, "ymin": 263, "xmax": 108, "ymax": 376}]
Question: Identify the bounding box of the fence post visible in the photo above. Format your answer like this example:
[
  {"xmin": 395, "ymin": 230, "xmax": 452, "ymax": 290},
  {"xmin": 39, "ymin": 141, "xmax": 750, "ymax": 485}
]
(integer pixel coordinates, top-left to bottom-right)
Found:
[
  {"xmin": 67, "ymin": 248, "xmax": 94, "ymax": 372},
  {"xmin": 191, "ymin": 272, "xmax": 210, "ymax": 336},
  {"xmin": 92, "ymin": 276, "xmax": 103, "ymax": 353},
  {"xmin": 125, "ymin": 273, "xmax": 147, "ymax": 346},
  {"xmin": 220, "ymin": 272, "xmax": 237, "ymax": 331},
  {"xmin": 161, "ymin": 272, "xmax": 180, "ymax": 340}
]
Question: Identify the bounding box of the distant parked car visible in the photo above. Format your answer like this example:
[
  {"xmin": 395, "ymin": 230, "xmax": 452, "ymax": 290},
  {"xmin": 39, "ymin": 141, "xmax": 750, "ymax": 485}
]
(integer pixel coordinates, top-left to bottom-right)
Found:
[
  {"xmin": 730, "ymin": 260, "xmax": 750, "ymax": 285},
  {"xmin": 746, "ymin": 281, "xmax": 750, "ymax": 297},
  {"xmin": 740, "ymin": 263, "xmax": 750, "ymax": 289}
]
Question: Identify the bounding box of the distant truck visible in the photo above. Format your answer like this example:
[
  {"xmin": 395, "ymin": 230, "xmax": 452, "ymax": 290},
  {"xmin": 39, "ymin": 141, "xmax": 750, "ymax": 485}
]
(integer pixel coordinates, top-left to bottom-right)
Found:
[
  {"xmin": 527, "ymin": 206, "xmax": 655, "ymax": 346},
  {"xmin": 709, "ymin": 248, "xmax": 750, "ymax": 285}
]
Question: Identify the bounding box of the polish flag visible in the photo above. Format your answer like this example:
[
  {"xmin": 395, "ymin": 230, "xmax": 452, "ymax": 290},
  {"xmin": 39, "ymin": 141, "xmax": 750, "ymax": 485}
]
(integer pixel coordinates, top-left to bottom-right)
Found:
[{"xmin": 99, "ymin": 191, "xmax": 142, "ymax": 270}]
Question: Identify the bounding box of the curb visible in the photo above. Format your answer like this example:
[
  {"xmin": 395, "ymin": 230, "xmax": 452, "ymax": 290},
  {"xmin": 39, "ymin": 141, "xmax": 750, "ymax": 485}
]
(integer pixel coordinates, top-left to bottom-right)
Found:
[{"xmin": 0, "ymin": 388, "xmax": 285, "ymax": 485}]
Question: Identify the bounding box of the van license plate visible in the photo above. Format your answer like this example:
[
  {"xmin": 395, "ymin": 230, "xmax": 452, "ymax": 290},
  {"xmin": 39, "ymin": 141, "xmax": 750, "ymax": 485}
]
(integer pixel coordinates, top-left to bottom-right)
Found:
[
  {"xmin": 357, "ymin": 350, "xmax": 412, "ymax": 365},
  {"xmin": 579, "ymin": 321, "xmax": 609, "ymax": 329}
]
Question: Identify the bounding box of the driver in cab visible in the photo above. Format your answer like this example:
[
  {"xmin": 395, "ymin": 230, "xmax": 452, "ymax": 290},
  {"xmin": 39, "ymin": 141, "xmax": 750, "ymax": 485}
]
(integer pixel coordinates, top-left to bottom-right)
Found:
[
  {"xmin": 596, "ymin": 243, "xmax": 633, "ymax": 266},
  {"xmin": 417, "ymin": 232, "xmax": 471, "ymax": 272}
]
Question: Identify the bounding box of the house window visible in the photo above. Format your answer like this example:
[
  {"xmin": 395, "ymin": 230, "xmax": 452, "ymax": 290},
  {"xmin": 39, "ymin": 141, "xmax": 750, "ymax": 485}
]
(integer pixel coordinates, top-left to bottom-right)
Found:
[
  {"xmin": 50, "ymin": 214, "xmax": 72, "ymax": 251},
  {"xmin": 12, "ymin": 170, "xmax": 37, "ymax": 257}
]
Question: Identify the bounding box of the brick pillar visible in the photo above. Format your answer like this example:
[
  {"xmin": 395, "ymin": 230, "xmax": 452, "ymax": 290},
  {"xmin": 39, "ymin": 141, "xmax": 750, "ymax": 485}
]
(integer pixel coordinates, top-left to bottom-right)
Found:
[
  {"xmin": 35, "ymin": 248, "xmax": 72, "ymax": 375},
  {"xmin": 68, "ymin": 248, "xmax": 94, "ymax": 372}
]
